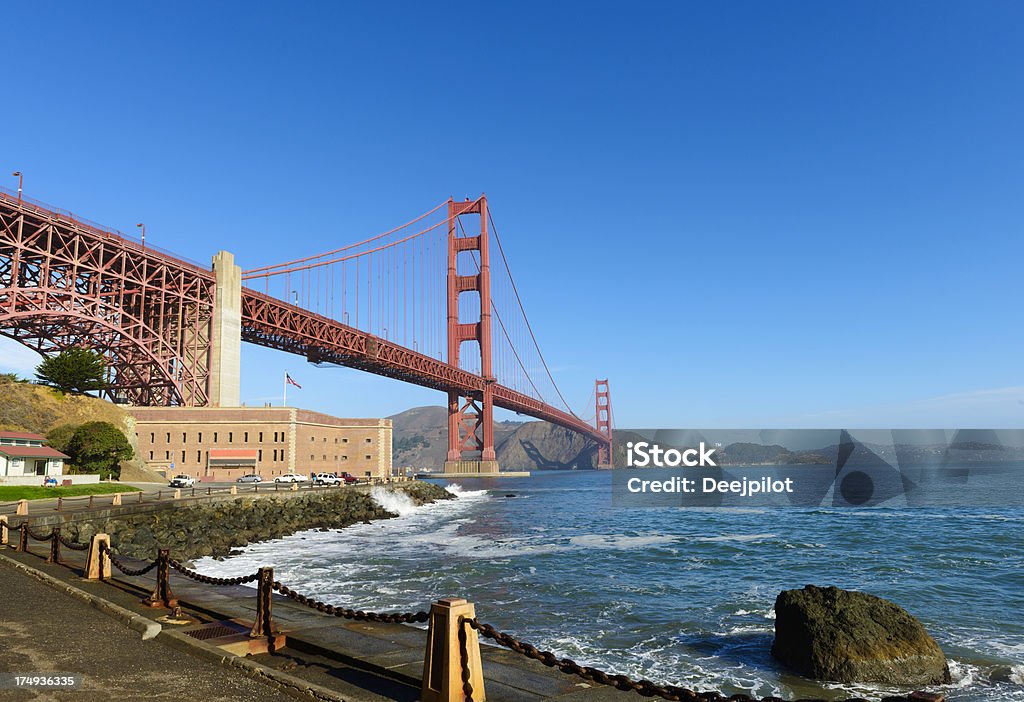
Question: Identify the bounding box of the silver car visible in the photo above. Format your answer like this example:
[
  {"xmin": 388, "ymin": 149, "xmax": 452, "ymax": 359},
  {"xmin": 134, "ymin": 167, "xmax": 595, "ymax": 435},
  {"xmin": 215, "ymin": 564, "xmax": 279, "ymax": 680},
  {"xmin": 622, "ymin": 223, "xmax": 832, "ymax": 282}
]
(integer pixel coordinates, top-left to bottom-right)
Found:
[{"xmin": 236, "ymin": 474, "xmax": 263, "ymax": 483}]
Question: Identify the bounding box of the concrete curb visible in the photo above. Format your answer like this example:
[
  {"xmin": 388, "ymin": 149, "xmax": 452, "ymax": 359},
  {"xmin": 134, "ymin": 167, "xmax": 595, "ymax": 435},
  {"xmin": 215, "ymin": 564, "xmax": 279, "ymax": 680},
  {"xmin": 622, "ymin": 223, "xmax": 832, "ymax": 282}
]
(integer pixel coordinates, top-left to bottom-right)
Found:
[
  {"xmin": 0, "ymin": 551, "xmax": 162, "ymax": 640},
  {"xmin": 157, "ymin": 629, "xmax": 353, "ymax": 702}
]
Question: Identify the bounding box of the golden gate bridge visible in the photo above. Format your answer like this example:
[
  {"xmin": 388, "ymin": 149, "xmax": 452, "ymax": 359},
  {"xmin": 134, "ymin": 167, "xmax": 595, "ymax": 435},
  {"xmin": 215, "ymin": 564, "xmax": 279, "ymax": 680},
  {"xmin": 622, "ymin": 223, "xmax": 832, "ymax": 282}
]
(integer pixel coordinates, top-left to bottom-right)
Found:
[{"xmin": 0, "ymin": 186, "xmax": 613, "ymax": 470}]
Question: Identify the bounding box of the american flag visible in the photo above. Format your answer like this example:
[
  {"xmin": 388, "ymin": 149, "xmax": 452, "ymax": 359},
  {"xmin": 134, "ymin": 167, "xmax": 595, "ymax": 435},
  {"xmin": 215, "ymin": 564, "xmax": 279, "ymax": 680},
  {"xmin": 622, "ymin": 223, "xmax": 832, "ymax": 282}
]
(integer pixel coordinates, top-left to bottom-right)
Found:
[{"xmin": 285, "ymin": 373, "xmax": 302, "ymax": 389}]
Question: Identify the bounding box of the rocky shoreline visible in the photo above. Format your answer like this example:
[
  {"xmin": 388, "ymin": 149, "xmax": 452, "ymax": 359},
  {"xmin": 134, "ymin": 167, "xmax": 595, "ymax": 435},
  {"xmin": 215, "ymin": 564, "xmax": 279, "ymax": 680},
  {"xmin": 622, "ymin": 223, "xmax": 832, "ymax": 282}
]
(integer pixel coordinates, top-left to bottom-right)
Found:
[{"xmin": 62, "ymin": 482, "xmax": 453, "ymax": 561}]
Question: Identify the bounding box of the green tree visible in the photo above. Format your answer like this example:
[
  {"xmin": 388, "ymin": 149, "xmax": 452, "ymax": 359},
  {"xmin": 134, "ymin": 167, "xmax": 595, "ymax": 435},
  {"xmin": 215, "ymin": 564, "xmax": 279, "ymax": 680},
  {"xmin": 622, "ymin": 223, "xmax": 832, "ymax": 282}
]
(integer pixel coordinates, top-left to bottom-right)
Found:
[
  {"xmin": 65, "ymin": 421, "xmax": 132, "ymax": 479},
  {"xmin": 47, "ymin": 423, "xmax": 81, "ymax": 455},
  {"xmin": 35, "ymin": 348, "xmax": 107, "ymax": 394}
]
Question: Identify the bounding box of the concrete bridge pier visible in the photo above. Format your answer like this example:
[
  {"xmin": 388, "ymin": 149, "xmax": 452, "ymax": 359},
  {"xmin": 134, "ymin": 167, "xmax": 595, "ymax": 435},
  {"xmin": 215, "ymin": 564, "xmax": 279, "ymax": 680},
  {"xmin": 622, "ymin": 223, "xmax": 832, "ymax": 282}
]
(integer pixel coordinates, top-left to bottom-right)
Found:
[{"xmin": 209, "ymin": 251, "xmax": 242, "ymax": 408}]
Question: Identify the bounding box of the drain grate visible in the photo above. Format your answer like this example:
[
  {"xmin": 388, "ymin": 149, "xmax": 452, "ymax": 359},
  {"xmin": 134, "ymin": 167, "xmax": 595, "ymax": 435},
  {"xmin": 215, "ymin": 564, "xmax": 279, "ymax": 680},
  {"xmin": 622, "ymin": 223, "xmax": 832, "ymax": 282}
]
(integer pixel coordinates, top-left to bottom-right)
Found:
[{"xmin": 184, "ymin": 622, "xmax": 245, "ymax": 641}]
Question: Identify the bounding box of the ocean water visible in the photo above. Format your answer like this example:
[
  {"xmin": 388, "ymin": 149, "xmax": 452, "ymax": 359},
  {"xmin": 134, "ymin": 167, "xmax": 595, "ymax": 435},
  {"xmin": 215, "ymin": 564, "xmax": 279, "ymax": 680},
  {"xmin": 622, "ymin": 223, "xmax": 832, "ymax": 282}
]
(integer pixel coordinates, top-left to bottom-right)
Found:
[{"xmin": 196, "ymin": 470, "xmax": 1024, "ymax": 701}]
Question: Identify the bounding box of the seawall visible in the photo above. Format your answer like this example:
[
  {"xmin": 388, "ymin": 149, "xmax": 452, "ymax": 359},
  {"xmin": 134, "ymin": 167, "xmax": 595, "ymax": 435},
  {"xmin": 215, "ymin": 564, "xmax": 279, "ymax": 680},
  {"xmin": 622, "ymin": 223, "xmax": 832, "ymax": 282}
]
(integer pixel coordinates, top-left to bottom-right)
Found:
[{"xmin": 57, "ymin": 482, "xmax": 452, "ymax": 561}]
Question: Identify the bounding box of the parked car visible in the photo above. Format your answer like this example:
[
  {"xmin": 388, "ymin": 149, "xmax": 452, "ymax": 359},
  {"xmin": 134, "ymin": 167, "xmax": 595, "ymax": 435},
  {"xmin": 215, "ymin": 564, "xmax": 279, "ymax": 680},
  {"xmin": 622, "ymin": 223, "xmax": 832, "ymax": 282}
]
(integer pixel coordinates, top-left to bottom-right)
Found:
[
  {"xmin": 169, "ymin": 474, "xmax": 195, "ymax": 488},
  {"xmin": 312, "ymin": 473, "xmax": 341, "ymax": 486},
  {"xmin": 236, "ymin": 474, "xmax": 263, "ymax": 483},
  {"xmin": 338, "ymin": 472, "xmax": 359, "ymax": 485},
  {"xmin": 274, "ymin": 473, "xmax": 308, "ymax": 484}
]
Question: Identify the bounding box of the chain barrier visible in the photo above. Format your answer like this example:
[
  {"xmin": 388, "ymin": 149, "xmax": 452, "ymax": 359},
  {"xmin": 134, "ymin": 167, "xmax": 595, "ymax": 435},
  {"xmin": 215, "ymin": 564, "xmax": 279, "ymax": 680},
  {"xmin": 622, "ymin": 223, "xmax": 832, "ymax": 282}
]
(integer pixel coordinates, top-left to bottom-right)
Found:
[
  {"xmin": 100, "ymin": 544, "xmax": 158, "ymax": 577},
  {"xmin": 457, "ymin": 615, "xmax": 476, "ymax": 701},
  {"xmin": 270, "ymin": 582, "xmax": 430, "ymax": 624},
  {"xmin": 460, "ymin": 618, "xmax": 895, "ymax": 702},
  {"xmin": 26, "ymin": 526, "xmax": 55, "ymax": 542},
  {"xmin": 57, "ymin": 532, "xmax": 90, "ymax": 551},
  {"xmin": 167, "ymin": 558, "xmax": 261, "ymax": 586}
]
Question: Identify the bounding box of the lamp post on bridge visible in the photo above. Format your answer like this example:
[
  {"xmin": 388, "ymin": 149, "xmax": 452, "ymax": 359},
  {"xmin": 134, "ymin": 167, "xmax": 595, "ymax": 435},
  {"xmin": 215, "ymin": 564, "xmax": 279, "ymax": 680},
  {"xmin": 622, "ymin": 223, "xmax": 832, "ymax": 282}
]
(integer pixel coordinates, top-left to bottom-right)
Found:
[
  {"xmin": 11, "ymin": 172, "xmax": 22, "ymax": 201},
  {"xmin": 136, "ymin": 223, "xmax": 146, "ymax": 249}
]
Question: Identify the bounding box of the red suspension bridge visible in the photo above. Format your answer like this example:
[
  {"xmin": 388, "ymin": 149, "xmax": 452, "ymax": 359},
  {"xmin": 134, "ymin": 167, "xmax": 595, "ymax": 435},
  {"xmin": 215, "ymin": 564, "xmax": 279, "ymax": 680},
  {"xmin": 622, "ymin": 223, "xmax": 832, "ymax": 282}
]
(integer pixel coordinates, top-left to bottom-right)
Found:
[{"xmin": 0, "ymin": 187, "xmax": 613, "ymax": 470}]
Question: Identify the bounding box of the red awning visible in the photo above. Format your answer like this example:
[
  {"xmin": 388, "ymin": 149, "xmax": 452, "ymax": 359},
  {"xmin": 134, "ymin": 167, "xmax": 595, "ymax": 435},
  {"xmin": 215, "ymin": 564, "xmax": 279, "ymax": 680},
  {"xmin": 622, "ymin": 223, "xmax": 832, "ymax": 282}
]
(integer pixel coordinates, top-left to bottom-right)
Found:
[{"xmin": 208, "ymin": 449, "xmax": 258, "ymax": 459}]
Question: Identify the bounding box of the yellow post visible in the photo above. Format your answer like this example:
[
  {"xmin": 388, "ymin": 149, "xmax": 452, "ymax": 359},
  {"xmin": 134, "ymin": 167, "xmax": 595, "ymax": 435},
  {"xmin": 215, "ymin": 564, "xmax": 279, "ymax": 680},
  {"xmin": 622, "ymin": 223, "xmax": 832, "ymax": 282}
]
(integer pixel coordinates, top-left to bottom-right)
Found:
[
  {"xmin": 173, "ymin": 489, "xmax": 181, "ymax": 499},
  {"xmin": 421, "ymin": 598, "xmax": 485, "ymax": 702},
  {"xmin": 16, "ymin": 500, "xmax": 28, "ymax": 516},
  {"xmin": 112, "ymin": 494, "xmax": 122, "ymax": 506},
  {"xmin": 290, "ymin": 482, "xmax": 298, "ymax": 491},
  {"xmin": 86, "ymin": 533, "xmax": 111, "ymax": 580},
  {"xmin": 230, "ymin": 485, "xmax": 237, "ymax": 495},
  {"xmin": 0, "ymin": 514, "xmax": 7, "ymax": 545}
]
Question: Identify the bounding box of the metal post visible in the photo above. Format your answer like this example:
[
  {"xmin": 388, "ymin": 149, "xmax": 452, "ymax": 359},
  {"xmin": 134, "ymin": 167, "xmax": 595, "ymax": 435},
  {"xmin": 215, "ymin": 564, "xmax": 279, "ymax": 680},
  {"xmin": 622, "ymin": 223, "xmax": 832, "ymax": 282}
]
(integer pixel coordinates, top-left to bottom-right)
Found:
[
  {"xmin": 57, "ymin": 497, "xmax": 63, "ymax": 511},
  {"xmin": 249, "ymin": 567, "xmax": 277, "ymax": 640},
  {"xmin": 48, "ymin": 526, "xmax": 61, "ymax": 563},
  {"xmin": 18, "ymin": 523, "xmax": 28, "ymax": 552},
  {"xmin": 89, "ymin": 495, "xmax": 94, "ymax": 508},
  {"xmin": 146, "ymin": 548, "xmax": 178, "ymax": 608}
]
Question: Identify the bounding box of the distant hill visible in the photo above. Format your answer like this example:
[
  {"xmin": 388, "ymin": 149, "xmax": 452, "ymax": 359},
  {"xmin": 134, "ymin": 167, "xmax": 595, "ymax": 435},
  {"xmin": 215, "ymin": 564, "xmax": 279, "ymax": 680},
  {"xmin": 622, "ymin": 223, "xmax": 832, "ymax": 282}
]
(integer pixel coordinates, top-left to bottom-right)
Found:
[
  {"xmin": 389, "ymin": 406, "xmax": 527, "ymax": 469},
  {"xmin": 0, "ymin": 376, "xmax": 162, "ymax": 481},
  {"xmin": 717, "ymin": 442, "xmax": 831, "ymax": 465},
  {"xmin": 389, "ymin": 406, "xmax": 618, "ymax": 471}
]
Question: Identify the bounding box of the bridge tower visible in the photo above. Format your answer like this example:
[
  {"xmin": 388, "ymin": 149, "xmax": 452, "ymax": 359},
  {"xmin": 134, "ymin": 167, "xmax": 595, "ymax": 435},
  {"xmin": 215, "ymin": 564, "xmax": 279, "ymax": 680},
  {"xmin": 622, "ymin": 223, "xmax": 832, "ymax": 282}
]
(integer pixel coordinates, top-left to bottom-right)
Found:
[
  {"xmin": 595, "ymin": 379, "xmax": 614, "ymax": 468},
  {"xmin": 444, "ymin": 196, "xmax": 499, "ymax": 475}
]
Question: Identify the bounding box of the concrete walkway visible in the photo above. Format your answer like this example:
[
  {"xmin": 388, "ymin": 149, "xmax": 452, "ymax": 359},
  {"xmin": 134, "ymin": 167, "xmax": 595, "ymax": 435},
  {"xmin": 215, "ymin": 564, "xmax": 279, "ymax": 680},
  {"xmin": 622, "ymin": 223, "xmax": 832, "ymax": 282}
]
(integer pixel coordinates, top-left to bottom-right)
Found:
[
  {"xmin": 0, "ymin": 561, "xmax": 291, "ymax": 701},
  {"xmin": 0, "ymin": 541, "xmax": 625, "ymax": 702}
]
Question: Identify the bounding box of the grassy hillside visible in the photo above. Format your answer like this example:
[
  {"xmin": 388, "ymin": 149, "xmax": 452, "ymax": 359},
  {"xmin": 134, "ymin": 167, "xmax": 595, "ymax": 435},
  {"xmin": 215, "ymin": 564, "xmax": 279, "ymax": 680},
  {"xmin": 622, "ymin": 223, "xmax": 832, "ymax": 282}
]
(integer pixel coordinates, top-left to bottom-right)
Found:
[
  {"xmin": 0, "ymin": 377, "xmax": 133, "ymax": 434},
  {"xmin": 0, "ymin": 376, "xmax": 161, "ymax": 481}
]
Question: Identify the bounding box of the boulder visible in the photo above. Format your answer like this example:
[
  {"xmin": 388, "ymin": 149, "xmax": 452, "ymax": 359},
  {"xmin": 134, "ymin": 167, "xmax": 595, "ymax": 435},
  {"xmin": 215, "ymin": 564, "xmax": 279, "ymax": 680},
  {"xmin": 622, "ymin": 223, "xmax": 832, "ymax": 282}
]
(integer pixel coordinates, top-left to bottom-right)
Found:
[{"xmin": 771, "ymin": 585, "xmax": 950, "ymax": 686}]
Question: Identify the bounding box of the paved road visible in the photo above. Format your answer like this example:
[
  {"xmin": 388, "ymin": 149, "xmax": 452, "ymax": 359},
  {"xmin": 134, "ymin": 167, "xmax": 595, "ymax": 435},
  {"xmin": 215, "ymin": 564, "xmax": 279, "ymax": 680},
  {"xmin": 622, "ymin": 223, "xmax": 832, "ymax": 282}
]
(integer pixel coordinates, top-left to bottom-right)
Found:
[{"xmin": 0, "ymin": 563, "xmax": 292, "ymax": 701}]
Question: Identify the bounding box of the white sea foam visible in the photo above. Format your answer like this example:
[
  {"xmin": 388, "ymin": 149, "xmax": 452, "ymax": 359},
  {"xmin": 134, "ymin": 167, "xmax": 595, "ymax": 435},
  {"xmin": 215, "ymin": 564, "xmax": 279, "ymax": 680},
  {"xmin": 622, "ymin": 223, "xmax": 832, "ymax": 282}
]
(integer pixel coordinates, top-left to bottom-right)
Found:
[
  {"xmin": 370, "ymin": 486, "xmax": 418, "ymax": 515},
  {"xmin": 444, "ymin": 483, "xmax": 486, "ymax": 498},
  {"xmin": 569, "ymin": 534, "xmax": 678, "ymax": 550},
  {"xmin": 1011, "ymin": 664, "xmax": 1024, "ymax": 685},
  {"xmin": 696, "ymin": 533, "xmax": 777, "ymax": 543}
]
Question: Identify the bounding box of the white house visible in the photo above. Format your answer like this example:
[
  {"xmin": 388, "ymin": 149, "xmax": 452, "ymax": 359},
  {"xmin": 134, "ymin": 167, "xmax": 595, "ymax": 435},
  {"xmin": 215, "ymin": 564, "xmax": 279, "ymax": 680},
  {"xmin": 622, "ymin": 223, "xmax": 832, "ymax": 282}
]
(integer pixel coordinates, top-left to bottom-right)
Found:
[{"xmin": 0, "ymin": 431, "xmax": 71, "ymax": 486}]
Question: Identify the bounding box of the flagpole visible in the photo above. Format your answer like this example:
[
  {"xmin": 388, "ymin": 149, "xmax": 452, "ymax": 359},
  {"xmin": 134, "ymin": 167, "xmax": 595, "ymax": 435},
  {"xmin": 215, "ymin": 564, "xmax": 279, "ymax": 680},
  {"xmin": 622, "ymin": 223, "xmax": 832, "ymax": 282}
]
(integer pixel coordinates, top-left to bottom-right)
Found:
[{"xmin": 283, "ymin": 370, "xmax": 287, "ymax": 407}]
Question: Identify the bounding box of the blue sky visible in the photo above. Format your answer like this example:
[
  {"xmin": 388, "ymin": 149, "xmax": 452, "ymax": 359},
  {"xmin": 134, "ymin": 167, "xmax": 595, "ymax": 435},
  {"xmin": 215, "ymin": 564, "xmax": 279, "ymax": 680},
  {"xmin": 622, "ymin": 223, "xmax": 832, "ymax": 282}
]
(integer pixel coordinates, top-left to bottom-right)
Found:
[{"xmin": 2, "ymin": 2, "xmax": 1022, "ymax": 427}]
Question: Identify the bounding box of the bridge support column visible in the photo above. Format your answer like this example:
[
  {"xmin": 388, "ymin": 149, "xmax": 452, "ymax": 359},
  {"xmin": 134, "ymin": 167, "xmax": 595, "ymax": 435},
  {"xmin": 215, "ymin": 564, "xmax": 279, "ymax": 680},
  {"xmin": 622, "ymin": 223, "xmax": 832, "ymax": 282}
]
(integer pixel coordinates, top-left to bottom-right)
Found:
[
  {"xmin": 209, "ymin": 251, "xmax": 242, "ymax": 407},
  {"xmin": 595, "ymin": 379, "xmax": 614, "ymax": 468},
  {"xmin": 444, "ymin": 197, "xmax": 499, "ymax": 475}
]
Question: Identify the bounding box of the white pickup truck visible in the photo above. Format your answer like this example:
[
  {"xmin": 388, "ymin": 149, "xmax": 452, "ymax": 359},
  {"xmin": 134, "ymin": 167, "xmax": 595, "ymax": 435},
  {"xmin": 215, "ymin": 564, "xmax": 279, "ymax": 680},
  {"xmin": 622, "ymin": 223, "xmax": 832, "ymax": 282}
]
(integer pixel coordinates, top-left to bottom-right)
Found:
[{"xmin": 169, "ymin": 474, "xmax": 195, "ymax": 488}]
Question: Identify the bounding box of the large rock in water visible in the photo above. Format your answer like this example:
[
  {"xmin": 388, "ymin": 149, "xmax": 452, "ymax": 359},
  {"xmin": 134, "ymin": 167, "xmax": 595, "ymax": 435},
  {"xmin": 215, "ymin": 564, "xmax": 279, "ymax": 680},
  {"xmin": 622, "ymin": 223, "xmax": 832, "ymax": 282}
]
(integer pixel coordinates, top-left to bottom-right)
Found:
[{"xmin": 771, "ymin": 585, "xmax": 951, "ymax": 685}]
